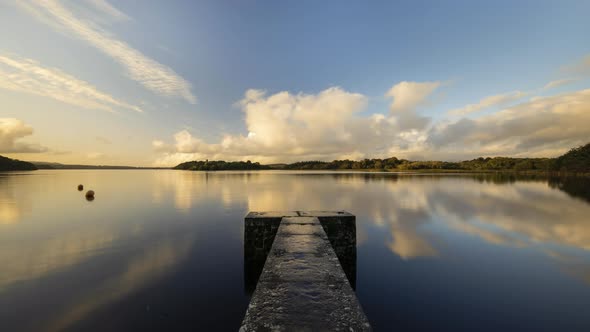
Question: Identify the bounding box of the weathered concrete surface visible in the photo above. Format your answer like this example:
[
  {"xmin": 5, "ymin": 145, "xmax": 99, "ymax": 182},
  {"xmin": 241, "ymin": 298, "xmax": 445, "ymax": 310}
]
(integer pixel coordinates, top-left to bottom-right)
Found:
[
  {"xmin": 241, "ymin": 216, "xmax": 371, "ymax": 331},
  {"xmin": 244, "ymin": 211, "xmax": 357, "ymax": 293}
]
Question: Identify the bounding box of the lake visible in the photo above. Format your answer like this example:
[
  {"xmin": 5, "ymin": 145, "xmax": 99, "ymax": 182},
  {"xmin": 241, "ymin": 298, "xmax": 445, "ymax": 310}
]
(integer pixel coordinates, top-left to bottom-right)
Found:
[{"xmin": 1, "ymin": 170, "xmax": 589, "ymax": 331}]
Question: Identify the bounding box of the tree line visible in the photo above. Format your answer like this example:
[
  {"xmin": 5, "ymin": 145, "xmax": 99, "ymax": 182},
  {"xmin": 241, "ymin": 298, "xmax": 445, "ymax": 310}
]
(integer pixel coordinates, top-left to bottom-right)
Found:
[
  {"xmin": 174, "ymin": 160, "xmax": 270, "ymax": 171},
  {"xmin": 175, "ymin": 143, "xmax": 590, "ymax": 173}
]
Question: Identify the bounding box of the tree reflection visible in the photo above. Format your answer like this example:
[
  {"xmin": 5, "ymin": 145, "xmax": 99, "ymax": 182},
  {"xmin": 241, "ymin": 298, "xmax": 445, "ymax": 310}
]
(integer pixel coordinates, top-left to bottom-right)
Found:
[{"xmin": 548, "ymin": 176, "xmax": 590, "ymax": 203}]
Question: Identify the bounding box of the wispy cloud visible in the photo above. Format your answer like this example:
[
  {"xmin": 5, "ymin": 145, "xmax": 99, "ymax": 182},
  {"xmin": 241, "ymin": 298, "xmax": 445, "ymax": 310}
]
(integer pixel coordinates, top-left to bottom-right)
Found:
[
  {"xmin": 17, "ymin": 0, "xmax": 196, "ymax": 103},
  {"xmin": 449, "ymin": 91, "xmax": 526, "ymax": 116},
  {"xmin": 86, "ymin": 0, "xmax": 130, "ymax": 22},
  {"xmin": 0, "ymin": 54, "xmax": 143, "ymax": 113},
  {"xmin": 429, "ymin": 89, "xmax": 590, "ymax": 158},
  {"xmin": 543, "ymin": 78, "xmax": 577, "ymax": 90},
  {"xmin": 562, "ymin": 54, "xmax": 590, "ymax": 76},
  {"xmin": 0, "ymin": 118, "xmax": 47, "ymax": 153}
]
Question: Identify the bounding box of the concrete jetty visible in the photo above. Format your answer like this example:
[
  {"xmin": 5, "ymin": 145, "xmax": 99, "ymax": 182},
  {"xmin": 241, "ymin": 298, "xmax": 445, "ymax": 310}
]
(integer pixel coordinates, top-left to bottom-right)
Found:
[{"xmin": 241, "ymin": 211, "xmax": 371, "ymax": 331}]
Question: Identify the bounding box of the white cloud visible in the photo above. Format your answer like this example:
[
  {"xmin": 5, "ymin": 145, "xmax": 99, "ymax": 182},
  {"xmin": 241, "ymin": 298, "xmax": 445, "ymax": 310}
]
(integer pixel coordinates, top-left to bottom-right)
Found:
[
  {"xmin": 0, "ymin": 118, "xmax": 47, "ymax": 153},
  {"xmin": 0, "ymin": 54, "xmax": 142, "ymax": 113},
  {"xmin": 153, "ymin": 85, "xmax": 439, "ymax": 166},
  {"xmin": 17, "ymin": 0, "xmax": 196, "ymax": 103},
  {"xmin": 86, "ymin": 0, "xmax": 130, "ymax": 22},
  {"xmin": 428, "ymin": 89, "xmax": 590, "ymax": 158},
  {"xmin": 152, "ymin": 140, "xmax": 174, "ymax": 153},
  {"xmin": 449, "ymin": 91, "xmax": 527, "ymax": 116},
  {"xmin": 543, "ymin": 78, "xmax": 577, "ymax": 90},
  {"xmin": 386, "ymin": 81, "xmax": 440, "ymax": 113},
  {"xmin": 385, "ymin": 81, "xmax": 439, "ymax": 130},
  {"xmin": 153, "ymin": 82, "xmax": 590, "ymax": 166}
]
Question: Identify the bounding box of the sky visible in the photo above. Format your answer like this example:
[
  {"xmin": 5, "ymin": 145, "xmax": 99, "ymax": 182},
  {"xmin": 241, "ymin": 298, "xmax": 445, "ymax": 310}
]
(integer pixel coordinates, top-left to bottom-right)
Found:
[{"xmin": 0, "ymin": 0, "xmax": 589, "ymax": 166}]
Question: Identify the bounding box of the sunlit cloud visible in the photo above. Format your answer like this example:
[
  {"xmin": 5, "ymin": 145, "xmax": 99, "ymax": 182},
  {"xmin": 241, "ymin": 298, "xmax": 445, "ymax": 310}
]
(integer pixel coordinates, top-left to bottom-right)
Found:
[
  {"xmin": 543, "ymin": 78, "xmax": 577, "ymax": 90},
  {"xmin": 562, "ymin": 54, "xmax": 590, "ymax": 76},
  {"xmin": 16, "ymin": 0, "xmax": 196, "ymax": 103},
  {"xmin": 449, "ymin": 90, "xmax": 527, "ymax": 116},
  {"xmin": 0, "ymin": 118, "xmax": 47, "ymax": 153},
  {"xmin": 0, "ymin": 177, "xmax": 27, "ymax": 225},
  {"xmin": 153, "ymin": 80, "xmax": 590, "ymax": 165},
  {"xmin": 85, "ymin": 0, "xmax": 130, "ymax": 22},
  {"xmin": 428, "ymin": 89, "xmax": 590, "ymax": 158},
  {"xmin": 0, "ymin": 54, "xmax": 142, "ymax": 113},
  {"xmin": 153, "ymin": 84, "xmax": 441, "ymax": 166},
  {"xmin": 386, "ymin": 81, "xmax": 439, "ymax": 130},
  {"xmin": 387, "ymin": 81, "xmax": 440, "ymax": 113},
  {"xmin": 43, "ymin": 239, "xmax": 194, "ymax": 332}
]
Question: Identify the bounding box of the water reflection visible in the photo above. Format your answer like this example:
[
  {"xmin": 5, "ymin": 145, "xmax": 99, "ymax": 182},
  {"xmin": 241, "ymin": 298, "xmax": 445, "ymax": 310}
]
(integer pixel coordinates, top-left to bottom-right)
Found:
[
  {"xmin": 1, "ymin": 170, "xmax": 589, "ymax": 331},
  {"xmin": 152, "ymin": 171, "xmax": 590, "ymax": 275},
  {"xmin": 152, "ymin": 171, "xmax": 590, "ymax": 284},
  {"xmin": 549, "ymin": 176, "xmax": 590, "ymax": 204},
  {"xmin": 0, "ymin": 175, "xmax": 32, "ymax": 225},
  {"xmin": 43, "ymin": 238, "xmax": 195, "ymax": 332}
]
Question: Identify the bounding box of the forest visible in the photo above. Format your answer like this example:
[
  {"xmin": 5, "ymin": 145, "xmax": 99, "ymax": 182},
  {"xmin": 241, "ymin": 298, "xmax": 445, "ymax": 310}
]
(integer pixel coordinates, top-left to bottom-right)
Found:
[{"xmin": 175, "ymin": 143, "xmax": 590, "ymax": 173}]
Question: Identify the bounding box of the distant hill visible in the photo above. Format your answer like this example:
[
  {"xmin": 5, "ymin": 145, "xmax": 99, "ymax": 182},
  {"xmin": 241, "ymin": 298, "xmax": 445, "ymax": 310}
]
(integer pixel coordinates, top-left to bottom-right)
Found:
[
  {"xmin": 31, "ymin": 161, "xmax": 166, "ymax": 170},
  {"xmin": 553, "ymin": 143, "xmax": 590, "ymax": 172},
  {"xmin": 0, "ymin": 155, "xmax": 37, "ymax": 171}
]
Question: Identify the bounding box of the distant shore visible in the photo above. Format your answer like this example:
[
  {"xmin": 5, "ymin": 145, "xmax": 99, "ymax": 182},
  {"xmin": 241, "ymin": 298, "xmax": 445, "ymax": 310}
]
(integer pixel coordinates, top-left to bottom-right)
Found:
[
  {"xmin": 172, "ymin": 143, "xmax": 590, "ymax": 174},
  {"xmin": 2, "ymin": 142, "xmax": 588, "ymax": 173}
]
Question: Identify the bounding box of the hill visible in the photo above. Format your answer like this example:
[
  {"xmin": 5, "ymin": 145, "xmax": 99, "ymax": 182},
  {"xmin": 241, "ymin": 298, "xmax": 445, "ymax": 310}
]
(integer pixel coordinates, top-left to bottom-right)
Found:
[
  {"xmin": 0, "ymin": 155, "xmax": 38, "ymax": 171},
  {"xmin": 553, "ymin": 143, "xmax": 590, "ymax": 172},
  {"xmin": 31, "ymin": 162, "xmax": 165, "ymax": 170}
]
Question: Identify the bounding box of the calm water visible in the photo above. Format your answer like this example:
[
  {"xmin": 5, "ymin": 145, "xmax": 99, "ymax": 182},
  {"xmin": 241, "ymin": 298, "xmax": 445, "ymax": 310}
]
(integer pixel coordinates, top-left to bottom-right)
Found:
[{"xmin": 1, "ymin": 170, "xmax": 590, "ymax": 331}]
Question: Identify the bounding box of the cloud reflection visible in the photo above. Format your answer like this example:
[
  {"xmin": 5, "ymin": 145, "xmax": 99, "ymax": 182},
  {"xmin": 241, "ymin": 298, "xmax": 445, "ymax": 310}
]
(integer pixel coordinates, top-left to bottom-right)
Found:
[
  {"xmin": 43, "ymin": 238, "xmax": 194, "ymax": 332},
  {"xmin": 151, "ymin": 171, "xmax": 590, "ymax": 259},
  {"xmin": 0, "ymin": 176, "xmax": 31, "ymax": 225}
]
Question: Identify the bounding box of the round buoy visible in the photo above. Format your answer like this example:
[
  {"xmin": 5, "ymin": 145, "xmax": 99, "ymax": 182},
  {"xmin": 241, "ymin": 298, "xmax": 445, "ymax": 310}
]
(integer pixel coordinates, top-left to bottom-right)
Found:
[
  {"xmin": 85, "ymin": 190, "xmax": 95, "ymax": 198},
  {"xmin": 78, "ymin": 184, "xmax": 84, "ymax": 191}
]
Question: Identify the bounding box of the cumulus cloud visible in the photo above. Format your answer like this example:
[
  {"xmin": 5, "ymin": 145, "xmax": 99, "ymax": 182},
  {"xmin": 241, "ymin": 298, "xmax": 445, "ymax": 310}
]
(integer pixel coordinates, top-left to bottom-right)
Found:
[
  {"xmin": 0, "ymin": 54, "xmax": 142, "ymax": 113},
  {"xmin": 428, "ymin": 89, "xmax": 590, "ymax": 158},
  {"xmin": 17, "ymin": 0, "xmax": 196, "ymax": 103},
  {"xmin": 387, "ymin": 81, "xmax": 440, "ymax": 113},
  {"xmin": 153, "ymin": 81, "xmax": 590, "ymax": 165},
  {"xmin": 153, "ymin": 86, "xmax": 432, "ymax": 166},
  {"xmin": 151, "ymin": 140, "xmax": 173, "ymax": 153},
  {"xmin": 386, "ymin": 81, "xmax": 439, "ymax": 130},
  {"xmin": 0, "ymin": 118, "xmax": 47, "ymax": 153},
  {"xmin": 449, "ymin": 91, "xmax": 527, "ymax": 116}
]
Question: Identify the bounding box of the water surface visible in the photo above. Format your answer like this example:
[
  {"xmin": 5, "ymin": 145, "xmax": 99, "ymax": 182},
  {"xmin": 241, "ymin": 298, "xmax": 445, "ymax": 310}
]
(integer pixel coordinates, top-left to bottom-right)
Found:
[{"xmin": 1, "ymin": 170, "xmax": 589, "ymax": 331}]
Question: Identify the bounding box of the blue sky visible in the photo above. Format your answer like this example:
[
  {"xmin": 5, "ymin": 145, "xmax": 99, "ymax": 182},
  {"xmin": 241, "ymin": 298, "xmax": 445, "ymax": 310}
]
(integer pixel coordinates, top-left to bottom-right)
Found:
[{"xmin": 1, "ymin": 0, "xmax": 589, "ymax": 165}]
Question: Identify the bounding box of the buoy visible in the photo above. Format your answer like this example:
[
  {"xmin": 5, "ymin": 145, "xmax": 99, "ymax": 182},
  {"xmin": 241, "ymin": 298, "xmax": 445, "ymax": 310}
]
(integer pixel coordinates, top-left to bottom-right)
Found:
[
  {"xmin": 85, "ymin": 190, "xmax": 95, "ymax": 198},
  {"xmin": 78, "ymin": 184, "xmax": 84, "ymax": 191}
]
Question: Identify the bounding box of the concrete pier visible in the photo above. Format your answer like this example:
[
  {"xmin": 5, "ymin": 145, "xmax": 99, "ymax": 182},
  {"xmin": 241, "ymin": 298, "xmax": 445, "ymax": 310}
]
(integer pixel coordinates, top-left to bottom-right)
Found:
[{"xmin": 241, "ymin": 212, "xmax": 371, "ymax": 331}]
